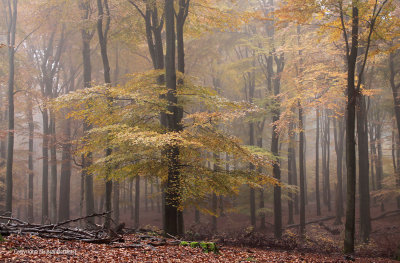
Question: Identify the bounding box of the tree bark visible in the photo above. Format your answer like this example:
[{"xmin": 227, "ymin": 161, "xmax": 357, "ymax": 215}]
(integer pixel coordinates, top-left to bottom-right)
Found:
[
  {"xmin": 299, "ymin": 102, "xmax": 306, "ymax": 237},
  {"xmin": 135, "ymin": 175, "xmax": 140, "ymax": 228},
  {"xmin": 389, "ymin": 51, "xmax": 400, "ymax": 208},
  {"xmin": 316, "ymin": 108, "xmax": 321, "ymax": 216},
  {"xmin": 49, "ymin": 113, "xmax": 57, "ymax": 223},
  {"xmin": 333, "ymin": 117, "xmax": 344, "ymax": 225},
  {"xmin": 357, "ymin": 95, "xmax": 371, "ymax": 243},
  {"xmin": 344, "ymin": 4, "xmax": 358, "ymax": 254},
  {"xmin": 58, "ymin": 117, "xmax": 71, "ymax": 222},
  {"xmin": 42, "ymin": 109, "xmax": 49, "ymax": 223},
  {"xmin": 164, "ymin": 0, "xmax": 183, "ymax": 236},
  {"xmin": 4, "ymin": 0, "xmax": 17, "ymax": 216},
  {"xmin": 113, "ymin": 181, "xmax": 119, "ymax": 224},
  {"xmin": 27, "ymin": 93, "xmax": 34, "ymax": 222},
  {"xmin": 80, "ymin": 0, "xmax": 95, "ymax": 225},
  {"xmin": 287, "ymin": 123, "xmax": 296, "ymax": 225},
  {"xmin": 96, "ymin": 0, "xmax": 112, "ymax": 229}
]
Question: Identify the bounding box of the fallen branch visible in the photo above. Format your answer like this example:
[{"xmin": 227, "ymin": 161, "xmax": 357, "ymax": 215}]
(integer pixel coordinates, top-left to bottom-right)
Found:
[
  {"xmin": 285, "ymin": 216, "xmax": 335, "ymax": 229},
  {"xmin": 0, "ymin": 212, "xmax": 120, "ymax": 244},
  {"xmin": 371, "ymin": 210, "xmax": 400, "ymax": 221}
]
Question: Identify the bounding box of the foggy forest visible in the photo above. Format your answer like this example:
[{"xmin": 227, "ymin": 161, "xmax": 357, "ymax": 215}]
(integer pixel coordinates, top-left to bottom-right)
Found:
[{"xmin": 0, "ymin": 0, "xmax": 400, "ymax": 262}]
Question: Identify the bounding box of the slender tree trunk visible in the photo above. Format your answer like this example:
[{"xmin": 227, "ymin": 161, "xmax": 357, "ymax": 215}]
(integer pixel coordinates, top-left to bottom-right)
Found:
[
  {"xmin": 375, "ymin": 124, "xmax": 384, "ymax": 212},
  {"xmin": 97, "ymin": 0, "xmax": 112, "ymax": 229},
  {"xmin": 27, "ymin": 94, "xmax": 34, "ymax": 222},
  {"xmin": 150, "ymin": 182, "xmax": 154, "ymax": 211},
  {"xmin": 249, "ymin": 123, "xmax": 256, "ymax": 228},
  {"xmin": 287, "ymin": 124, "xmax": 295, "ymax": 225},
  {"xmin": 369, "ymin": 122, "xmax": 376, "ymax": 193},
  {"xmin": 293, "ymin": 135, "xmax": 299, "ymax": 215},
  {"xmin": 316, "ymin": 108, "xmax": 321, "ymax": 216},
  {"xmin": 357, "ymin": 96, "xmax": 371, "ymax": 243},
  {"xmin": 397, "ymin": 137, "xmax": 400, "ymax": 209},
  {"xmin": 389, "ymin": 52, "xmax": 400, "ymax": 208},
  {"xmin": 50, "ymin": 113, "xmax": 57, "ymax": 222},
  {"xmin": 323, "ymin": 113, "xmax": 331, "ymax": 212},
  {"xmin": 299, "ymin": 102, "xmax": 306, "ymax": 236},
  {"xmin": 135, "ymin": 176, "xmax": 140, "ymax": 228},
  {"xmin": 5, "ymin": 0, "xmax": 17, "ymax": 216},
  {"xmin": 113, "ymin": 181, "xmax": 119, "ymax": 224},
  {"xmin": 42, "ymin": 109, "xmax": 49, "ymax": 223},
  {"xmin": 257, "ymin": 138, "xmax": 266, "ymax": 229},
  {"xmin": 129, "ymin": 177, "xmax": 134, "ymax": 220},
  {"xmin": 344, "ymin": 4, "xmax": 359, "ymax": 254},
  {"xmin": 58, "ymin": 117, "xmax": 71, "ymax": 222},
  {"xmin": 333, "ymin": 118, "xmax": 344, "ymax": 225},
  {"xmin": 145, "ymin": 178, "xmax": 148, "ymax": 211},
  {"xmin": 80, "ymin": 0, "xmax": 95, "ymax": 225},
  {"xmin": 211, "ymin": 193, "xmax": 217, "ymax": 232},
  {"xmin": 175, "ymin": 0, "xmax": 189, "ymax": 236},
  {"xmin": 195, "ymin": 209, "xmax": 200, "ymax": 224}
]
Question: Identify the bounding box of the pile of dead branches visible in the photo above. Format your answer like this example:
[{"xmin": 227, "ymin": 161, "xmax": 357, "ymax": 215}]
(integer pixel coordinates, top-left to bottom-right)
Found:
[{"xmin": 0, "ymin": 212, "xmax": 122, "ymax": 244}]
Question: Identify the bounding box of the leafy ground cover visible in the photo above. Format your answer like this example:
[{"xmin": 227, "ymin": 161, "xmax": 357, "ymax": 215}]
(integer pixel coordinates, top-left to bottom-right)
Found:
[{"xmin": 0, "ymin": 233, "xmax": 397, "ymax": 262}]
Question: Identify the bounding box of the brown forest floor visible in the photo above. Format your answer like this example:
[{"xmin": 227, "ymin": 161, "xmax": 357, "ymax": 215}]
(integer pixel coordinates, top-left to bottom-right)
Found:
[
  {"xmin": 0, "ymin": 233, "xmax": 397, "ymax": 262},
  {"xmin": 1, "ymin": 201, "xmax": 399, "ymax": 262}
]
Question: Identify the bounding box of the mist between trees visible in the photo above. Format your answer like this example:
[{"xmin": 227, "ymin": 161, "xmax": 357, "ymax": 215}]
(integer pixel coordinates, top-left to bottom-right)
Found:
[{"xmin": 0, "ymin": 0, "xmax": 399, "ymax": 257}]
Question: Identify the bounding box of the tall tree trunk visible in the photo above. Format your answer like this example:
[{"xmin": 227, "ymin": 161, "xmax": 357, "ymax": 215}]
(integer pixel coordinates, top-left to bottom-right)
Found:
[
  {"xmin": 164, "ymin": 0, "xmax": 183, "ymax": 236},
  {"xmin": 369, "ymin": 122, "xmax": 376, "ymax": 193},
  {"xmin": 272, "ymin": 105, "xmax": 282, "ymax": 238},
  {"xmin": 150, "ymin": 181, "xmax": 154, "ymax": 211},
  {"xmin": 135, "ymin": 175, "xmax": 140, "ymax": 228},
  {"xmin": 145, "ymin": 178, "xmax": 148, "ymax": 211},
  {"xmin": 96, "ymin": 0, "xmax": 112, "ymax": 229},
  {"xmin": 357, "ymin": 96, "xmax": 371, "ymax": 243},
  {"xmin": 293, "ymin": 134, "xmax": 299, "ymax": 215},
  {"xmin": 58, "ymin": 117, "xmax": 71, "ymax": 222},
  {"xmin": 249, "ymin": 122, "xmax": 256, "ymax": 228},
  {"xmin": 344, "ymin": 4, "xmax": 359, "ymax": 254},
  {"xmin": 113, "ymin": 181, "xmax": 119, "ymax": 224},
  {"xmin": 316, "ymin": 108, "xmax": 321, "ymax": 216},
  {"xmin": 80, "ymin": 0, "xmax": 95, "ymax": 225},
  {"xmin": 211, "ymin": 193, "xmax": 217, "ymax": 232},
  {"xmin": 49, "ymin": 113, "xmax": 57, "ymax": 222},
  {"xmin": 257, "ymin": 138, "xmax": 266, "ymax": 229},
  {"xmin": 5, "ymin": 0, "xmax": 17, "ymax": 216},
  {"xmin": 194, "ymin": 209, "xmax": 200, "ymax": 224},
  {"xmin": 27, "ymin": 94, "xmax": 34, "ymax": 222},
  {"xmin": 42, "ymin": 109, "xmax": 49, "ymax": 223},
  {"xmin": 333, "ymin": 117, "xmax": 344, "ymax": 225},
  {"xmin": 287, "ymin": 123, "xmax": 295, "ymax": 225},
  {"xmin": 299, "ymin": 102, "xmax": 306, "ymax": 236},
  {"xmin": 397, "ymin": 137, "xmax": 400, "ymax": 209},
  {"xmin": 175, "ymin": 0, "xmax": 189, "ymax": 236},
  {"xmin": 375, "ymin": 123, "xmax": 384, "ymax": 212},
  {"xmin": 129, "ymin": 177, "xmax": 134, "ymax": 220},
  {"xmin": 389, "ymin": 51, "xmax": 400, "ymax": 208},
  {"xmin": 323, "ymin": 113, "xmax": 331, "ymax": 211}
]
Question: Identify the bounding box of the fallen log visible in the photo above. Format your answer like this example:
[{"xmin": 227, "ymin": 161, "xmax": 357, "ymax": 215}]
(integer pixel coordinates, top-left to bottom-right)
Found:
[
  {"xmin": 0, "ymin": 212, "xmax": 120, "ymax": 244},
  {"xmin": 371, "ymin": 210, "xmax": 400, "ymax": 221},
  {"xmin": 285, "ymin": 216, "xmax": 335, "ymax": 229}
]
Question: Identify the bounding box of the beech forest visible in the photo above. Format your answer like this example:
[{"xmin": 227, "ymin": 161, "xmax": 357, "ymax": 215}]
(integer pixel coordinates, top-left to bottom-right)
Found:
[{"xmin": 0, "ymin": 0, "xmax": 400, "ymax": 262}]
